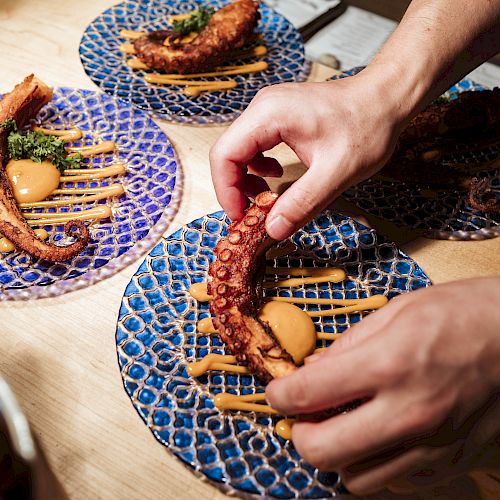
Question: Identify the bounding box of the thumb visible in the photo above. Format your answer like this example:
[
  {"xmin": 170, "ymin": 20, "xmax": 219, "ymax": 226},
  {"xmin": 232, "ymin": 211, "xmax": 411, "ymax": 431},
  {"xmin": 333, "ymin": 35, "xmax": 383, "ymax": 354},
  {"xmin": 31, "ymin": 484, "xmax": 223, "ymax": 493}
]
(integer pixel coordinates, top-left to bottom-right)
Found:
[{"xmin": 265, "ymin": 161, "xmax": 343, "ymax": 240}]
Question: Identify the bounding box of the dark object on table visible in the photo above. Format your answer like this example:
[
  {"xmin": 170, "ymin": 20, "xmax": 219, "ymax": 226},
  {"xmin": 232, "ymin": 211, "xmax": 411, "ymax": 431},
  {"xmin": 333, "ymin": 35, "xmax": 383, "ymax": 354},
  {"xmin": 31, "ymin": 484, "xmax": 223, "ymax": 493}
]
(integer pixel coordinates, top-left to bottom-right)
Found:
[
  {"xmin": 0, "ymin": 377, "xmax": 67, "ymax": 500},
  {"xmin": 299, "ymin": 1, "xmax": 347, "ymax": 42},
  {"xmin": 380, "ymin": 88, "xmax": 500, "ymax": 214}
]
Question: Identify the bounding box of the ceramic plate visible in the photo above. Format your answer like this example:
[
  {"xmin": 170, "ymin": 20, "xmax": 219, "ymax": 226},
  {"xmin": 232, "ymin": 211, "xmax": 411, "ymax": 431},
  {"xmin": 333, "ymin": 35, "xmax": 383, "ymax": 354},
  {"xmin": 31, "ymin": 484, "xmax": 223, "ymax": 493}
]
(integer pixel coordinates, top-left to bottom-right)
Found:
[
  {"xmin": 331, "ymin": 68, "xmax": 499, "ymax": 240},
  {"xmin": 116, "ymin": 210, "xmax": 431, "ymax": 498},
  {"xmin": 0, "ymin": 87, "xmax": 181, "ymax": 301},
  {"xmin": 79, "ymin": 0, "xmax": 310, "ymax": 124}
]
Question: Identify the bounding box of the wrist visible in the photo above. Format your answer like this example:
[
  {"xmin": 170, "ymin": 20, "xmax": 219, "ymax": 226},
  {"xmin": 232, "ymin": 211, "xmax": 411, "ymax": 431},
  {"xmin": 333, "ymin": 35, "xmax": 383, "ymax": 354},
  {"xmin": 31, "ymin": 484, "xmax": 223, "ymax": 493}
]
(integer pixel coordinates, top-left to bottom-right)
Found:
[
  {"xmin": 359, "ymin": 57, "xmax": 434, "ymax": 131},
  {"xmin": 348, "ymin": 63, "xmax": 420, "ymax": 136}
]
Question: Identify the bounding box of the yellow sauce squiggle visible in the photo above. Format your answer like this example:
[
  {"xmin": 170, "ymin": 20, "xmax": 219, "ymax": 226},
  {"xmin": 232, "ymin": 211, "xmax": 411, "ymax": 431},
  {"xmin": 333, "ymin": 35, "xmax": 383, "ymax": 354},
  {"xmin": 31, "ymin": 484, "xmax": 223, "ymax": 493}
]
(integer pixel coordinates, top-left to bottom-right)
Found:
[
  {"xmin": 119, "ymin": 29, "xmax": 146, "ymax": 39},
  {"xmin": 60, "ymin": 163, "xmax": 126, "ymax": 182},
  {"xmin": 183, "ymin": 82, "xmax": 238, "ymax": 97},
  {"xmin": 119, "ymin": 42, "xmax": 136, "ymax": 54},
  {"xmin": 19, "ymin": 184, "xmax": 124, "ymax": 208},
  {"xmin": 145, "ymin": 61, "xmax": 268, "ymax": 85},
  {"xmin": 25, "ymin": 205, "xmax": 112, "ymax": 226},
  {"xmin": 214, "ymin": 392, "xmax": 278, "ymax": 414},
  {"xmin": 127, "ymin": 58, "xmax": 148, "ymax": 70},
  {"xmin": 187, "ymin": 354, "xmax": 250, "ymax": 377},
  {"xmin": 33, "ymin": 127, "xmax": 83, "ymax": 142},
  {"xmin": 66, "ymin": 141, "xmax": 116, "ymax": 157}
]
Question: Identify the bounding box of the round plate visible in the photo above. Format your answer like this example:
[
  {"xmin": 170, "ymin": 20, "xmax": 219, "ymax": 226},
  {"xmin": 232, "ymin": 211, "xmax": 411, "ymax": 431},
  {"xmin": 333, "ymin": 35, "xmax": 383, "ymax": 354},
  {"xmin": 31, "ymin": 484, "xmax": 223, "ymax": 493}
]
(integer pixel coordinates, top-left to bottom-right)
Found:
[
  {"xmin": 0, "ymin": 87, "xmax": 181, "ymax": 301},
  {"xmin": 331, "ymin": 68, "xmax": 499, "ymax": 240},
  {"xmin": 116, "ymin": 210, "xmax": 431, "ymax": 498},
  {"xmin": 79, "ymin": 0, "xmax": 310, "ymax": 124}
]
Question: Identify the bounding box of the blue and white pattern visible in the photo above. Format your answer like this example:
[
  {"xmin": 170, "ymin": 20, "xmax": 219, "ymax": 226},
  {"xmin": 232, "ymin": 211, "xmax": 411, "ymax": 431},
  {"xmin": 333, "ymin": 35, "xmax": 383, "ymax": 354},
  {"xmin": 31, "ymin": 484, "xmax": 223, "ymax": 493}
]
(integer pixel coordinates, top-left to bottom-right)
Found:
[
  {"xmin": 116, "ymin": 210, "xmax": 431, "ymax": 498},
  {"xmin": 0, "ymin": 87, "xmax": 181, "ymax": 301},
  {"xmin": 331, "ymin": 68, "xmax": 500, "ymax": 240},
  {"xmin": 79, "ymin": 0, "xmax": 310, "ymax": 124}
]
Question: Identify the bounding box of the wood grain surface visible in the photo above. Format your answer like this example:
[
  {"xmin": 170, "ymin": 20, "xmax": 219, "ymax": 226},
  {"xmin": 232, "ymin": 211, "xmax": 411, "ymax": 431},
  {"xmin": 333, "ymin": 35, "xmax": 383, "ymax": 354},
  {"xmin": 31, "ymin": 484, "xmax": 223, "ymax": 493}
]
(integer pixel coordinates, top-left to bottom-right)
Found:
[{"xmin": 0, "ymin": 1, "xmax": 498, "ymax": 499}]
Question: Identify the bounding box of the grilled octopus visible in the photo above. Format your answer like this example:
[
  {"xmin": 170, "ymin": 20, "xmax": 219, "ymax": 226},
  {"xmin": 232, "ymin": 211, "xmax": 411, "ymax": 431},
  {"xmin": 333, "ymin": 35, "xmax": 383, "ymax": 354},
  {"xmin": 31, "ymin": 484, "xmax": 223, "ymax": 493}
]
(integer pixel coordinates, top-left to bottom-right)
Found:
[
  {"xmin": 0, "ymin": 75, "xmax": 90, "ymax": 262},
  {"xmin": 133, "ymin": 0, "xmax": 259, "ymax": 74},
  {"xmin": 208, "ymin": 191, "xmax": 296, "ymax": 383},
  {"xmin": 381, "ymin": 88, "xmax": 500, "ymax": 212}
]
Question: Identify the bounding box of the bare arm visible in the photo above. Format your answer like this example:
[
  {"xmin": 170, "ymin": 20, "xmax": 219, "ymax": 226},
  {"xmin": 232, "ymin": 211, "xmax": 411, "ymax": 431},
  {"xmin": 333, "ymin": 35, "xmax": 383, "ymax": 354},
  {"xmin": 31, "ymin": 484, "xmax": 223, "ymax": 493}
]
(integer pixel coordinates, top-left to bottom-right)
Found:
[
  {"xmin": 210, "ymin": 0, "xmax": 500, "ymax": 239},
  {"xmin": 367, "ymin": 0, "xmax": 500, "ymax": 121}
]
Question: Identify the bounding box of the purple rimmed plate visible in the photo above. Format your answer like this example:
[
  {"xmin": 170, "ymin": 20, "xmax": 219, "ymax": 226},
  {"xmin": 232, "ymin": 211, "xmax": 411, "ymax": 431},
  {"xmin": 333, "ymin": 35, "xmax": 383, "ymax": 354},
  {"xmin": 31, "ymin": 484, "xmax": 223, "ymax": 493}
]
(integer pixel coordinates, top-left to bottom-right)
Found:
[{"xmin": 0, "ymin": 87, "xmax": 181, "ymax": 301}]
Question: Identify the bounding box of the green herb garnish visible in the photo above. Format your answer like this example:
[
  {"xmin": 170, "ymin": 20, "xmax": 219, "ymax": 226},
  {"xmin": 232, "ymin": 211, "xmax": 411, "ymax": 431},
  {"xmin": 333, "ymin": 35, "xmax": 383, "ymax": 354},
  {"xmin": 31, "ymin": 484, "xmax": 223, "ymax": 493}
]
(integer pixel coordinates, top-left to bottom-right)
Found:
[
  {"xmin": 6, "ymin": 129, "xmax": 83, "ymax": 172},
  {"xmin": 432, "ymin": 95, "xmax": 451, "ymax": 105},
  {"xmin": 0, "ymin": 118, "xmax": 18, "ymax": 134},
  {"xmin": 172, "ymin": 6, "xmax": 215, "ymax": 36}
]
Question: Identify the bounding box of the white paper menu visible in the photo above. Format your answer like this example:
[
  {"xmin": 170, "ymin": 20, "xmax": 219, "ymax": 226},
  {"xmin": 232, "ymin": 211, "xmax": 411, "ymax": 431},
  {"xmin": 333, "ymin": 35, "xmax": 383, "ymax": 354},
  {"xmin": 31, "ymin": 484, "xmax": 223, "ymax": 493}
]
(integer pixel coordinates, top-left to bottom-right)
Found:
[
  {"xmin": 264, "ymin": 0, "xmax": 341, "ymax": 28},
  {"xmin": 265, "ymin": 1, "xmax": 500, "ymax": 88}
]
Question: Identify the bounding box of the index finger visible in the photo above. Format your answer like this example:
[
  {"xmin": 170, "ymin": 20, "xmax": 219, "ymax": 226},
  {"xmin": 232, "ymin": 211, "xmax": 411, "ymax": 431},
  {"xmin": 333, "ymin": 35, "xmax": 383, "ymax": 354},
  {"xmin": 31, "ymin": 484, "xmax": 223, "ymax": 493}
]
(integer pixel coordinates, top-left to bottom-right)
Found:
[{"xmin": 209, "ymin": 104, "xmax": 283, "ymax": 220}]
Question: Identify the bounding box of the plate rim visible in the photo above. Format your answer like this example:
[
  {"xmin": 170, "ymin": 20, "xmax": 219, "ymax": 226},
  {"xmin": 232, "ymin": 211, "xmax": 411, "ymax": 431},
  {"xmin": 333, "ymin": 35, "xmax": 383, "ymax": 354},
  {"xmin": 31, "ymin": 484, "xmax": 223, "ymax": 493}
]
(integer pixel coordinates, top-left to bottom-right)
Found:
[
  {"xmin": 115, "ymin": 209, "xmax": 433, "ymax": 498},
  {"xmin": 332, "ymin": 67, "xmax": 499, "ymax": 241},
  {"xmin": 0, "ymin": 86, "xmax": 183, "ymax": 302},
  {"xmin": 78, "ymin": 0, "xmax": 312, "ymax": 124}
]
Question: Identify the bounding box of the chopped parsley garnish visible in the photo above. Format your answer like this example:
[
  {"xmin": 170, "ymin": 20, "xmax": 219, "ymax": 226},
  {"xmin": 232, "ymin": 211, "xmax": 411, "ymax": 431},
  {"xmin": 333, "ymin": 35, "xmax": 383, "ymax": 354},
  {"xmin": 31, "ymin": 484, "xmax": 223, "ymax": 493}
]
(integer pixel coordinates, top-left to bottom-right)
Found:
[
  {"xmin": 433, "ymin": 90, "xmax": 461, "ymax": 105},
  {"xmin": 0, "ymin": 119, "xmax": 83, "ymax": 172},
  {"xmin": 0, "ymin": 118, "xmax": 17, "ymax": 133},
  {"xmin": 172, "ymin": 6, "xmax": 215, "ymax": 36},
  {"xmin": 432, "ymin": 95, "xmax": 452, "ymax": 105}
]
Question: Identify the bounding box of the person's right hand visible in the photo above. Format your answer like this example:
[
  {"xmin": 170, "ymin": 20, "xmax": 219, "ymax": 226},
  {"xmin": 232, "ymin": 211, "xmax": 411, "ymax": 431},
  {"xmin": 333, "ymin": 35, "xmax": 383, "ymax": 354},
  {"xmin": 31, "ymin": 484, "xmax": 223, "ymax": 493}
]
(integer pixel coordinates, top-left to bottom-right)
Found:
[{"xmin": 210, "ymin": 71, "xmax": 410, "ymax": 240}]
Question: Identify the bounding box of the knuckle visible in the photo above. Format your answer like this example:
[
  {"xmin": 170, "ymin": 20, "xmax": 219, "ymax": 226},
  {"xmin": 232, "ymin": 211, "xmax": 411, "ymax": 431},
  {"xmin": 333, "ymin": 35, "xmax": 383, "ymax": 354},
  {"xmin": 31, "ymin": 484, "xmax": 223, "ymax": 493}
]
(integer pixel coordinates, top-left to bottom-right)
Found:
[
  {"xmin": 370, "ymin": 356, "xmax": 408, "ymax": 386},
  {"xmin": 400, "ymin": 404, "xmax": 443, "ymax": 436},
  {"xmin": 209, "ymin": 140, "xmax": 224, "ymax": 165},
  {"xmin": 286, "ymin": 185, "xmax": 320, "ymax": 221},
  {"xmin": 255, "ymin": 82, "xmax": 296, "ymax": 102},
  {"xmin": 287, "ymin": 371, "xmax": 314, "ymax": 412},
  {"xmin": 254, "ymin": 85, "xmax": 275, "ymax": 101}
]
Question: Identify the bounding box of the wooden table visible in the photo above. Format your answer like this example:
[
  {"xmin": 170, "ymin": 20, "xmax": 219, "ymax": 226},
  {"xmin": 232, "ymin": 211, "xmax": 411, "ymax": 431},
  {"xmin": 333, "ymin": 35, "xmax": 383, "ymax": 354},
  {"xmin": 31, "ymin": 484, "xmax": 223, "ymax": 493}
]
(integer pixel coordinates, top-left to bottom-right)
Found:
[{"xmin": 1, "ymin": 1, "xmax": 499, "ymax": 498}]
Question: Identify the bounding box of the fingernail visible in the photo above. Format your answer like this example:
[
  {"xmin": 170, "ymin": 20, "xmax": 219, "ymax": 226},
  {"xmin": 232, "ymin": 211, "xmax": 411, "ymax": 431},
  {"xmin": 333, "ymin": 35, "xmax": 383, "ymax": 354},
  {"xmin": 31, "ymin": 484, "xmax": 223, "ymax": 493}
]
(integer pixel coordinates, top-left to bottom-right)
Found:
[
  {"xmin": 266, "ymin": 214, "xmax": 294, "ymax": 240},
  {"xmin": 265, "ymin": 380, "xmax": 281, "ymax": 408}
]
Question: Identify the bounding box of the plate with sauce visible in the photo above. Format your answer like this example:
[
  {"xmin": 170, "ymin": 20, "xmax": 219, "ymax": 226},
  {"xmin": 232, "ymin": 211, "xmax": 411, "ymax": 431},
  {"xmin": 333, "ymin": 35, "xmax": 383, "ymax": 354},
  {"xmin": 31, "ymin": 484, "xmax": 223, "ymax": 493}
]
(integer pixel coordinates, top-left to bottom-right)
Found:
[
  {"xmin": 116, "ymin": 210, "xmax": 431, "ymax": 498},
  {"xmin": 331, "ymin": 68, "xmax": 500, "ymax": 241},
  {"xmin": 0, "ymin": 87, "xmax": 181, "ymax": 301},
  {"xmin": 79, "ymin": 0, "xmax": 310, "ymax": 124}
]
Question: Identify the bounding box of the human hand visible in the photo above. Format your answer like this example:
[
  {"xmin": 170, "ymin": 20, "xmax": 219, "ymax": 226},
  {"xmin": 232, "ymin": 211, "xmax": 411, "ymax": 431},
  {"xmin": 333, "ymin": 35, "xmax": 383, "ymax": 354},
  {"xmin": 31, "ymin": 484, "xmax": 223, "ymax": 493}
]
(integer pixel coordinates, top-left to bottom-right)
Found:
[
  {"xmin": 210, "ymin": 73, "xmax": 408, "ymax": 240},
  {"xmin": 266, "ymin": 278, "xmax": 500, "ymax": 495}
]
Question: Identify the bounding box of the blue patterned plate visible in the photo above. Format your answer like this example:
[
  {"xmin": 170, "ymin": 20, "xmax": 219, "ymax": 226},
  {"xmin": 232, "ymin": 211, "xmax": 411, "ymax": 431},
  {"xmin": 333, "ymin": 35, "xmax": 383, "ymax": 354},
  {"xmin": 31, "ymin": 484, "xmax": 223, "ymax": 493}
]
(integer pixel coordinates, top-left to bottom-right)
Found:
[
  {"xmin": 116, "ymin": 210, "xmax": 431, "ymax": 498},
  {"xmin": 0, "ymin": 87, "xmax": 181, "ymax": 301},
  {"xmin": 331, "ymin": 68, "xmax": 500, "ymax": 240},
  {"xmin": 79, "ymin": 0, "xmax": 310, "ymax": 124}
]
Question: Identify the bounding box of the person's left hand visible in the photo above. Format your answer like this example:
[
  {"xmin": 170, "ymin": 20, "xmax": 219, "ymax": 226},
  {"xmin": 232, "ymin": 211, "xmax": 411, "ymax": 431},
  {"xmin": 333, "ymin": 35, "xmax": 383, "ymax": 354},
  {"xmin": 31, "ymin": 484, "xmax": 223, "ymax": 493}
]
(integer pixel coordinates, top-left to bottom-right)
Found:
[{"xmin": 266, "ymin": 277, "xmax": 500, "ymax": 495}]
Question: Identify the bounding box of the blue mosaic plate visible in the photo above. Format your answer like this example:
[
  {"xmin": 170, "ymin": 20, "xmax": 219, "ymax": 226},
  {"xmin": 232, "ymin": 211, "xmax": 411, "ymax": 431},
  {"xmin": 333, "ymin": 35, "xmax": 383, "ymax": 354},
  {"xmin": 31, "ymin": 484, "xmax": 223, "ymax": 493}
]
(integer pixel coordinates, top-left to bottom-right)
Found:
[
  {"xmin": 331, "ymin": 68, "xmax": 500, "ymax": 240},
  {"xmin": 0, "ymin": 87, "xmax": 181, "ymax": 301},
  {"xmin": 79, "ymin": 0, "xmax": 310, "ymax": 124},
  {"xmin": 116, "ymin": 210, "xmax": 431, "ymax": 498}
]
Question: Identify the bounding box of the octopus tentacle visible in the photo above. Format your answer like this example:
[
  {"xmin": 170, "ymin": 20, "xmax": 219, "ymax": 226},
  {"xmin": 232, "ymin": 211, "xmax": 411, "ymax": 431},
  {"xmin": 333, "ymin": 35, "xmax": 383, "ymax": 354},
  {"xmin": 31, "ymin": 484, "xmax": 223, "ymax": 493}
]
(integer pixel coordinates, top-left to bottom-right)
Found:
[
  {"xmin": 399, "ymin": 88, "xmax": 500, "ymax": 142},
  {"xmin": 381, "ymin": 89, "xmax": 500, "ymax": 212},
  {"xmin": 208, "ymin": 191, "xmax": 296, "ymax": 383},
  {"xmin": 468, "ymin": 177, "xmax": 500, "ymax": 213},
  {"xmin": 133, "ymin": 0, "xmax": 259, "ymax": 74},
  {"xmin": 0, "ymin": 75, "xmax": 90, "ymax": 262}
]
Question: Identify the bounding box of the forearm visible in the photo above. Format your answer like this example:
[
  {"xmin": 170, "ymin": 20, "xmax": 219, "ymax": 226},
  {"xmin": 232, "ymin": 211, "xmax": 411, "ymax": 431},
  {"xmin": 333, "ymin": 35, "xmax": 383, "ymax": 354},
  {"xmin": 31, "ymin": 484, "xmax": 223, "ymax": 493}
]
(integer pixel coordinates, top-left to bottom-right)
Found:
[{"xmin": 361, "ymin": 0, "xmax": 500, "ymax": 126}]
